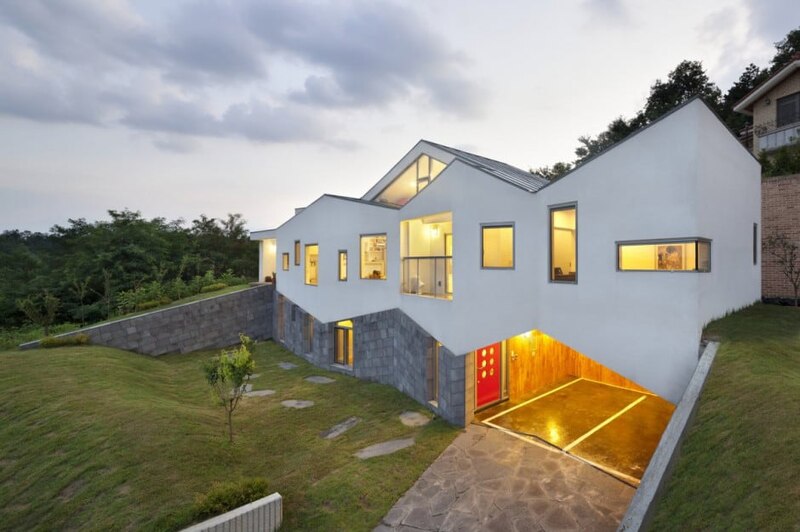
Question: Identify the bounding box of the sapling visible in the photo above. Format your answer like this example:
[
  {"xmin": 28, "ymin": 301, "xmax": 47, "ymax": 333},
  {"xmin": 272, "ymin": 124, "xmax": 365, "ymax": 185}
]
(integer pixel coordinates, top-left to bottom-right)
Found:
[{"xmin": 203, "ymin": 334, "xmax": 256, "ymax": 442}]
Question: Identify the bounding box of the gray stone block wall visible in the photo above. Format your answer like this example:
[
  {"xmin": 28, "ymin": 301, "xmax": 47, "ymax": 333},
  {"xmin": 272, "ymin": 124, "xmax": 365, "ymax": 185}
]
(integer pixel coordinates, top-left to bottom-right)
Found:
[
  {"xmin": 21, "ymin": 285, "xmax": 274, "ymax": 356},
  {"xmin": 273, "ymin": 290, "xmax": 469, "ymax": 426}
]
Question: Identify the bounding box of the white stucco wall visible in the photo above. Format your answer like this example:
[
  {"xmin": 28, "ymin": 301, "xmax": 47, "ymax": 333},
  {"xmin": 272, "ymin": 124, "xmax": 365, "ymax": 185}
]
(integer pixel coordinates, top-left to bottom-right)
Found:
[{"xmin": 253, "ymin": 99, "xmax": 760, "ymax": 404}]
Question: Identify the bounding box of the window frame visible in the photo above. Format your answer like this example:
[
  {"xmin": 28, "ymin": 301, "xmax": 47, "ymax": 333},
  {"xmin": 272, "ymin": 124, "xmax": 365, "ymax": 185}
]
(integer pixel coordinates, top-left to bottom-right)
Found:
[
  {"xmin": 548, "ymin": 202, "xmax": 578, "ymax": 284},
  {"xmin": 333, "ymin": 320, "xmax": 354, "ymax": 368},
  {"xmin": 776, "ymin": 92, "xmax": 800, "ymax": 128},
  {"xmin": 616, "ymin": 237, "xmax": 712, "ymax": 272},
  {"xmin": 359, "ymin": 233, "xmax": 388, "ymax": 281},
  {"xmin": 304, "ymin": 243, "xmax": 318, "ymax": 286},
  {"xmin": 480, "ymin": 222, "xmax": 515, "ymax": 270},
  {"xmin": 338, "ymin": 250, "xmax": 348, "ymax": 281},
  {"xmin": 294, "ymin": 240, "xmax": 301, "ymax": 266},
  {"xmin": 282, "ymin": 252, "xmax": 290, "ymax": 271}
]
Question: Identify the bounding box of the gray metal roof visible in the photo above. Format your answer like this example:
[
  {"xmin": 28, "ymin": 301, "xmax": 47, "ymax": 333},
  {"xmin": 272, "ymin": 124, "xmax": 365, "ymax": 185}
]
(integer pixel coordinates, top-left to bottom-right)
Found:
[{"xmin": 423, "ymin": 140, "xmax": 549, "ymax": 193}]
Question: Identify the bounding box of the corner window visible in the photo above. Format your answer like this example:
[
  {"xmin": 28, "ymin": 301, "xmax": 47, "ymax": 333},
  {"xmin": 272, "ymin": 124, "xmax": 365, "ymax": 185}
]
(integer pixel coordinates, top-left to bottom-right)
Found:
[
  {"xmin": 294, "ymin": 240, "xmax": 301, "ymax": 266},
  {"xmin": 282, "ymin": 252, "xmax": 289, "ymax": 271},
  {"xmin": 481, "ymin": 224, "xmax": 514, "ymax": 269},
  {"xmin": 333, "ymin": 320, "xmax": 354, "ymax": 367},
  {"xmin": 305, "ymin": 244, "xmax": 318, "ymax": 285},
  {"xmin": 617, "ymin": 239, "xmax": 711, "ymax": 272},
  {"xmin": 550, "ymin": 205, "xmax": 577, "ymax": 282},
  {"xmin": 360, "ymin": 234, "xmax": 387, "ymax": 280},
  {"xmin": 338, "ymin": 250, "xmax": 348, "ymax": 281}
]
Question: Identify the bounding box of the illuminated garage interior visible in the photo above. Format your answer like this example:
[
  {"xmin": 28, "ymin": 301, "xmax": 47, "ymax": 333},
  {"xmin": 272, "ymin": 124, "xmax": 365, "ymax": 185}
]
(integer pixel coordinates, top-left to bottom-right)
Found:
[{"xmin": 473, "ymin": 330, "xmax": 675, "ymax": 485}]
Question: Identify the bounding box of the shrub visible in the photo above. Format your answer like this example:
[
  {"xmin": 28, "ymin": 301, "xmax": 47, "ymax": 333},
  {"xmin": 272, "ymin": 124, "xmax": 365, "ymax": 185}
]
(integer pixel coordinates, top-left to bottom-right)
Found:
[
  {"xmin": 219, "ymin": 269, "xmax": 248, "ymax": 286},
  {"xmin": 192, "ymin": 478, "xmax": 271, "ymax": 521},
  {"xmin": 200, "ymin": 282, "xmax": 228, "ymax": 293},
  {"xmin": 137, "ymin": 300, "xmax": 163, "ymax": 311},
  {"xmin": 40, "ymin": 333, "xmax": 90, "ymax": 348}
]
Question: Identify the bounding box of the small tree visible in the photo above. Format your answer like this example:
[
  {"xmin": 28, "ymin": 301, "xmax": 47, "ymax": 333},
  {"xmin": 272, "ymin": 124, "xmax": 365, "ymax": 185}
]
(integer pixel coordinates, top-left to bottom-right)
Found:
[
  {"xmin": 70, "ymin": 275, "xmax": 91, "ymax": 326},
  {"xmin": 17, "ymin": 290, "xmax": 60, "ymax": 335},
  {"xmin": 764, "ymin": 233, "xmax": 800, "ymax": 306},
  {"xmin": 203, "ymin": 334, "xmax": 255, "ymax": 442}
]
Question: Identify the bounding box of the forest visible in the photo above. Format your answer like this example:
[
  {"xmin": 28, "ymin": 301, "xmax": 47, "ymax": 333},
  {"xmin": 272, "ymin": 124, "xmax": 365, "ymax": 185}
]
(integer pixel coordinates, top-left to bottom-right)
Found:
[{"xmin": 0, "ymin": 210, "xmax": 257, "ymax": 334}]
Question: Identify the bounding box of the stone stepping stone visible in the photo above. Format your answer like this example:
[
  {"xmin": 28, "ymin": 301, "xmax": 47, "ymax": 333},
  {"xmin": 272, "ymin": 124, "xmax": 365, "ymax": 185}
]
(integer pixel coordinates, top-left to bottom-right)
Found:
[
  {"xmin": 249, "ymin": 373, "xmax": 262, "ymax": 379},
  {"xmin": 305, "ymin": 376, "xmax": 335, "ymax": 384},
  {"xmin": 278, "ymin": 362, "xmax": 297, "ymax": 370},
  {"xmin": 321, "ymin": 417, "xmax": 361, "ymax": 440},
  {"xmin": 231, "ymin": 383, "xmax": 253, "ymax": 394},
  {"xmin": 245, "ymin": 389, "xmax": 276, "ymax": 397},
  {"xmin": 355, "ymin": 438, "xmax": 415, "ymax": 459},
  {"xmin": 281, "ymin": 400, "xmax": 314, "ymax": 409},
  {"xmin": 399, "ymin": 411, "xmax": 431, "ymax": 427}
]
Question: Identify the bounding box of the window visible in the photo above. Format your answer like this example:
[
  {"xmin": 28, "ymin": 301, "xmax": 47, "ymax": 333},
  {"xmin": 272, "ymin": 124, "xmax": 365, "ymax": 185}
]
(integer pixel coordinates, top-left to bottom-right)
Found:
[
  {"xmin": 776, "ymin": 92, "xmax": 800, "ymax": 127},
  {"xmin": 550, "ymin": 205, "xmax": 577, "ymax": 282},
  {"xmin": 333, "ymin": 320, "xmax": 354, "ymax": 367},
  {"xmin": 400, "ymin": 213, "xmax": 453, "ymax": 299},
  {"xmin": 617, "ymin": 239, "xmax": 711, "ymax": 272},
  {"xmin": 282, "ymin": 252, "xmax": 289, "ymax": 271},
  {"xmin": 338, "ymin": 250, "xmax": 348, "ymax": 281},
  {"xmin": 305, "ymin": 244, "xmax": 318, "ymax": 285},
  {"xmin": 360, "ymin": 234, "xmax": 387, "ymax": 280},
  {"xmin": 481, "ymin": 224, "xmax": 514, "ymax": 269},
  {"xmin": 426, "ymin": 340, "xmax": 440, "ymax": 404},
  {"xmin": 753, "ymin": 223, "xmax": 758, "ymax": 265},
  {"xmin": 375, "ymin": 154, "xmax": 448, "ymax": 206},
  {"xmin": 294, "ymin": 240, "xmax": 301, "ymax": 266},
  {"xmin": 303, "ymin": 314, "xmax": 314, "ymax": 353}
]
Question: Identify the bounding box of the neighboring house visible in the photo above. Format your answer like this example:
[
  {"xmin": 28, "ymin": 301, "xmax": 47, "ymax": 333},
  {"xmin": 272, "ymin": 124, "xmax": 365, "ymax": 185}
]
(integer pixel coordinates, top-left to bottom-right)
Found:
[
  {"xmin": 251, "ymin": 98, "xmax": 760, "ymax": 426},
  {"xmin": 734, "ymin": 53, "xmax": 800, "ymax": 157},
  {"xmin": 734, "ymin": 54, "xmax": 800, "ymax": 302}
]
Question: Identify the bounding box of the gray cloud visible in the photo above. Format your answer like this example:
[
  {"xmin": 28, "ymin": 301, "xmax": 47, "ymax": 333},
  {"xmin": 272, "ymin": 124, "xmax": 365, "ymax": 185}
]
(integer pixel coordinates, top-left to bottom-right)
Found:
[
  {"xmin": 0, "ymin": 0, "xmax": 484, "ymax": 149},
  {"xmin": 746, "ymin": 0, "xmax": 799, "ymax": 47}
]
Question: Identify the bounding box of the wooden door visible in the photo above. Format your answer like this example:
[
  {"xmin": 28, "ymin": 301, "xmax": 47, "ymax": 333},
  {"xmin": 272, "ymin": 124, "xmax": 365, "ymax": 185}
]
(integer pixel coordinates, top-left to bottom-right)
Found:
[{"xmin": 476, "ymin": 342, "xmax": 502, "ymax": 408}]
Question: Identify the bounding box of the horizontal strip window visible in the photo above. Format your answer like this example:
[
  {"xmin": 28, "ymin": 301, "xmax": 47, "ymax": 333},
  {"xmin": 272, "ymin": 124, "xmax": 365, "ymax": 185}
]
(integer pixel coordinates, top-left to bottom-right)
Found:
[{"xmin": 617, "ymin": 238, "xmax": 710, "ymax": 272}]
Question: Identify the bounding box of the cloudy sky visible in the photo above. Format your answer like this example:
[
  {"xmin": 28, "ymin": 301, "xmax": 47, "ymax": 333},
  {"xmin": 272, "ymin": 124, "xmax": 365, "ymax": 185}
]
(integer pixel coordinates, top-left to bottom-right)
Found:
[{"xmin": 0, "ymin": 0, "xmax": 796, "ymax": 232}]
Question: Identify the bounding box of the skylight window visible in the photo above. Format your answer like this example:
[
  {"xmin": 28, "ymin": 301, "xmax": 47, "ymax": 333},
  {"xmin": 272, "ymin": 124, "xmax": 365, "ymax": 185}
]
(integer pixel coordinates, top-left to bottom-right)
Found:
[{"xmin": 375, "ymin": 154, "xmax": 447, "ymax": 206}]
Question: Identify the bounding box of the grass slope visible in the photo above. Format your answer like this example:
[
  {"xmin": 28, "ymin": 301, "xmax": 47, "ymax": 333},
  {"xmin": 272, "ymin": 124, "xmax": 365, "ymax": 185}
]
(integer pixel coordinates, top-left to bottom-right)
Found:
[
  {"xmin": 0, "ymin": 341, "xmax": 458, "ymax": 531},
  {"xmin": 651, "ymin": 304, "xmax": 800, "ymax": 530}
]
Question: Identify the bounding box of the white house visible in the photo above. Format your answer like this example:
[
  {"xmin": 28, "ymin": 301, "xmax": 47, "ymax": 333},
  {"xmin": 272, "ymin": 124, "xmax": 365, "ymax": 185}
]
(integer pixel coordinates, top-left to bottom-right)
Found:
[{"xmin": 251, "ymin": 98, "xmax": 760, "ymax": 433}]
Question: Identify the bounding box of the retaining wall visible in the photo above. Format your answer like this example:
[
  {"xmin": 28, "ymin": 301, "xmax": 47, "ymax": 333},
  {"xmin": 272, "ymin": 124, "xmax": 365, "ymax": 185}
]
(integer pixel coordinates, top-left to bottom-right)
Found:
[
  {"xmin": 762, "ymin": 173, "xmax": 800, "ymax": 300},
  {"xmin": 181, "ymin": 492, "xmax": 282, "ymax": 532},
  {"xmin": 20, "ymin": 284, "xmax": 274, "ymax": 355}
]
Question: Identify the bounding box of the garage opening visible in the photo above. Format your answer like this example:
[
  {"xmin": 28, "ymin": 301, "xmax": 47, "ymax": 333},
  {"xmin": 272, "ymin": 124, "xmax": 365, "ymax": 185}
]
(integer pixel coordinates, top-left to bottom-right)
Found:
[{"xmin": 473, "ymin": 330, "xmax": 674, "ymax": 484}]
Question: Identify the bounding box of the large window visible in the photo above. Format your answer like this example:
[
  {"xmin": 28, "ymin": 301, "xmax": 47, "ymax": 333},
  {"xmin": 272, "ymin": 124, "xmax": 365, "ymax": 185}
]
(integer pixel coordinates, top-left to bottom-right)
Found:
[
  {"xmin": 305, "ymin": 244, "xmax": 318, "ymax": 285},
  {"xmin": 282, "ymin": 253, "xmax": 289, "ymax": 271},
  {"xmin": 360, "ymin": 234, "xmax": 387, "ymax": 280},
  {"xmin": 333, "ymin": 320, "xmax": 354, "ymax": 367},
  {"xmin": 401, "ymin": 213, "xmax": 453, "ymax": 299},
  {"xmin": 294, "ymin": 240, "xmax": 301, "ymax": 266},
  {"xmin": 338, "ymin": 250, "xmax": 348, "ymax": 281},
  {"xmin": 776, "ymin": 92, "xmax": 800, "ymax": 127},
  {"xmin": 375, "ymin": 154, "xmax": 448, "ymax": 206},
  {"xmin": 617, "ymin": 239, "xmax": 711, "ymax": 272},
  {"xmin": 550, "ymin": 205, "xmax": 577, "ymax": 282},
  {"xmin": 481, "ymin": 224, "xmax": 514, "ymax": 269}
]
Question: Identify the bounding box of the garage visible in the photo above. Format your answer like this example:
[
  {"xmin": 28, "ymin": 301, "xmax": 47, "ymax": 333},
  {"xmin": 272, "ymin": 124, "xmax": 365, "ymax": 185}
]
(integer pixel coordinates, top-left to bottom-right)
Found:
[{"xmin": 472, "ymin": 330, "xmax": 675, "ymax": 485}]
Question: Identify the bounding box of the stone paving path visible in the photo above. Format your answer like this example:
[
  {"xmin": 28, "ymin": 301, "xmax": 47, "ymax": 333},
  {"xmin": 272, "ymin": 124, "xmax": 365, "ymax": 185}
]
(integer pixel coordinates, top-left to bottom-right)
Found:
[
  {"xmin": 245, "ymin": 389, "xmax": 275, "ymax": 397},
  {"xmin": 305, "ymin": 376, "xmax": 335, "ymax": 384},
  {"xmin": 376, "ymin": 425, "xmax": 633, "ymax": 531},
  {"xmin": 278, "ymin": 362, "xmax": 297, "ymax": 370},
  {"xmin": 399, "ymin": 411, "xmax": 431, "ymax": 427},
  {"xmin": 321, "ymin": 416, "xmax": 361, "ymax": 439},
  {"xmin": 281, "ymin": 400, "xmax": 314, "ymax": 409}
]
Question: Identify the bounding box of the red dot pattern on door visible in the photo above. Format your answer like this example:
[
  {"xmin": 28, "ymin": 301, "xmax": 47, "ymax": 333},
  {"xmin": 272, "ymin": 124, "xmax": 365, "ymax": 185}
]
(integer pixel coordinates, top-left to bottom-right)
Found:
[{"xmin": 476, "ymin": 342, "xmax": 501, "ymax": 408}]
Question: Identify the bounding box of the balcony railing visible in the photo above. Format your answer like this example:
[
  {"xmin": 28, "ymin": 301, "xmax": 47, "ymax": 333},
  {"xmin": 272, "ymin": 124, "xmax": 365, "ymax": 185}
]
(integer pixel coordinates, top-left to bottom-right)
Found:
[
  {"xmin": 756, "ymin": 121, "xmax": 800, "ymax": 152},
  {"xmin": 401, "ymin": 256, "xmax": 452, "ymax": 300}
]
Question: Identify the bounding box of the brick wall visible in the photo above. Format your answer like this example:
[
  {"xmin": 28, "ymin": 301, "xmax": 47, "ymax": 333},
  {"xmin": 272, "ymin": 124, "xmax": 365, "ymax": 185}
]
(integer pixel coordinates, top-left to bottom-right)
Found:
[
  {"xmin": 762, "ymin": 173, "xmax": 800, "ymax": 300},
  {"xmin": 21, "ymin": 285, "xmax": 274, "ymax": 354}
]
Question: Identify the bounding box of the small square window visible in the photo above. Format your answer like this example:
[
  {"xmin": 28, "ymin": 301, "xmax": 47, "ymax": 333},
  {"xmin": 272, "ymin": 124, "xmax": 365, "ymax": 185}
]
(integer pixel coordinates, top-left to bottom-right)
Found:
[{"xmin": 481, "ymin": 224, "xmax": 514, "ymax": 269}]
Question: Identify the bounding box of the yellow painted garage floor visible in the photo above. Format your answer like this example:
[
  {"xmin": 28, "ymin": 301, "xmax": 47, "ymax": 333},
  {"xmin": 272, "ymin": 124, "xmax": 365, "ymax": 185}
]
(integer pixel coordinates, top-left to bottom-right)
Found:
[{"xmin": 475, "ymin": 378, "xmax": 675, "ymax": 483}]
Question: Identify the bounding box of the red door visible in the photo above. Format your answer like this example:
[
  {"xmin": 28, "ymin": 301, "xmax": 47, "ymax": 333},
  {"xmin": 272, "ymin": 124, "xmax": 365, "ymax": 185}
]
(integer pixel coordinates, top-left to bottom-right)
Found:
[{"xmin": 476, "ymin": 342, "xmax": 501, "ymax": 408}]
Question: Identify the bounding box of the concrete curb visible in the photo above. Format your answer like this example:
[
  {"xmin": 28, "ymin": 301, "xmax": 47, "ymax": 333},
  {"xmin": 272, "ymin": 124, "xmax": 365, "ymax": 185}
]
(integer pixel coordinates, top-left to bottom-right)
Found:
[
  {"xmin": 618, "ymin": 341, "xmax": 719, "ymax": 531},
  {"xmin": 181, "ymin": 492, "xmax": 282, "ymax": 532}
]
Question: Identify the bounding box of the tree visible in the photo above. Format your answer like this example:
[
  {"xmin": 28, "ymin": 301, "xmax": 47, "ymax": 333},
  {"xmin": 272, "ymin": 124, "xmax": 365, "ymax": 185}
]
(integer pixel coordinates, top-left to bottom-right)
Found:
[
  {"xmin": 203, "ymin": 334, "xmax": 256, "ymax": 442},
  {"xmin": 532, "ymin": 161, "xmax": 573, "ymax": 181},
  {"xmin": 763, "ymin": 233, "xmax": 800, "ymax": 306},
  {"xmin": 70, "ymin": 275, "xmax": 91, "ymax": 326},
  {"xmin": 641, "ymin": 60, "xmax": 722, "ymax": 122},
  {"xmin": 721, "ymin": 63, "xmax": 769, "ymax": 131},
  {"xmin": 769, "ymin": 27, "xmax": 800, "ymax": 73},
  {"xmin": 17, "ymin": 290, "xmax": 60, "ymax": 335}
]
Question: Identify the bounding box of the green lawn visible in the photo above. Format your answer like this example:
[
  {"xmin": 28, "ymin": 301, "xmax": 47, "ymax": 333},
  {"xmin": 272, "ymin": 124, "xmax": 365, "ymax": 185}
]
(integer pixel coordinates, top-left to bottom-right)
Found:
[
  {"xmin": 651, "ymin": 303, "xmax": 800, "ymax": 530},
  {"xmin": 0, "ymin": 284, "xmax": 251, "ymax": 350},
  {"xmin": 0, "ymin": 341, "xmax": 458, "ymax": 530}
]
